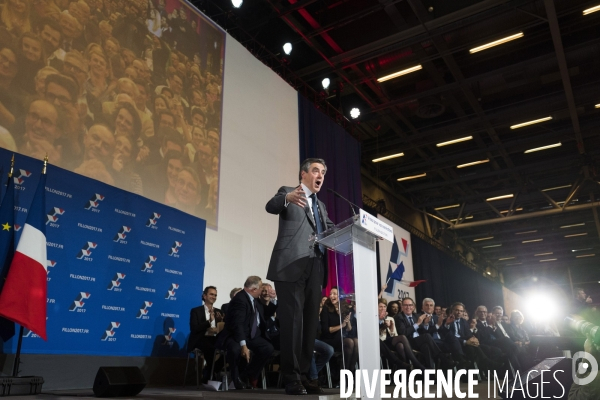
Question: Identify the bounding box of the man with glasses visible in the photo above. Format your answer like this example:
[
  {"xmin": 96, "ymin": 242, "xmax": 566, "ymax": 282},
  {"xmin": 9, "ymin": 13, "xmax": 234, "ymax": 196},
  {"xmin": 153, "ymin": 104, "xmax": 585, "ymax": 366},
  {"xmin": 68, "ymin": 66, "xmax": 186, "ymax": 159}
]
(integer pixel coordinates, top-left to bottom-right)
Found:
[
  {"xmin": 20, "ymin": 99, "xmax": 61, "ymax": 164},
  {"xmin": 444, "ymin": 303, "xmax": 503, "ymax": 372},
  {"xmin": 394, "ymin": 297, "xmax": 447, "ymax": 369}
]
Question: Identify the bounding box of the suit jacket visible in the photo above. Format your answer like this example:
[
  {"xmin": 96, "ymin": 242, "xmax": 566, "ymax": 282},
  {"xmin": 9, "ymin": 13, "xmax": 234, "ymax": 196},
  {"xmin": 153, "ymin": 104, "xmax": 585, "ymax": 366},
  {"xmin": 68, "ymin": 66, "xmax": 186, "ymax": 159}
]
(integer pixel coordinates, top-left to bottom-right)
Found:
[
  {"xmin": 444, "ymin": 317, "xmax": 473, "ymax": 343},
  {"xmin": 475, "ymin": 320, "xmax": 497, "ymax": 343},
  {"xmin": 216, "ymin": 290, "xmax": 266, "ymax": 349},
  {"xmin": 188, "ymin": 305, "xmax": 221, "ymax": 352},
  {"xmin": 394, "ymin": 313, "xmax": 427, "ymax": 338},
  {"xmin": 266, "ymin": 186, "xmax": 334, "ymax": 287},
  {"xmin": 417, "ymin": 313, "xmax": 449, "ymax": 338}
]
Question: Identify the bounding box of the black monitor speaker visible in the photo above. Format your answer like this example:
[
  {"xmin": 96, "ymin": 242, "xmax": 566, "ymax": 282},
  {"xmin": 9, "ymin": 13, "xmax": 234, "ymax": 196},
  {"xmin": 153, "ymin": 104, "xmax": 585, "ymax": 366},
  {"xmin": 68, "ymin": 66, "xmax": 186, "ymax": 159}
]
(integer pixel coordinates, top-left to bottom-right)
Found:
[{"xmin": 93, "ymin": 366, "xmax": 146, "ymax": 397}]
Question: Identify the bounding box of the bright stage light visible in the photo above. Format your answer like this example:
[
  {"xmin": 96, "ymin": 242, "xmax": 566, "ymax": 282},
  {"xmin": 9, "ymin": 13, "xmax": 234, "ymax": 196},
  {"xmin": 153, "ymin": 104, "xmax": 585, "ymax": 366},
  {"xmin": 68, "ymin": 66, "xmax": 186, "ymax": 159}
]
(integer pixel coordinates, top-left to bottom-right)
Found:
[
  {"xmin": 350, "ymin": 108, "xmax": 360, "ymax": 119},
  {"xmin": 322, "ymin": 78, "xmax": 330, "ymax": 90},
  {"xmin": 283, "ymin": 43, "xmax": 292, "ymax": 55},
  {"xmin": 525, "ymin": 293, "xmax": 558, "ymax": 322},
  {"xmin": 231, "ymin": 0, "xmax": 243, "ymax": 8}
]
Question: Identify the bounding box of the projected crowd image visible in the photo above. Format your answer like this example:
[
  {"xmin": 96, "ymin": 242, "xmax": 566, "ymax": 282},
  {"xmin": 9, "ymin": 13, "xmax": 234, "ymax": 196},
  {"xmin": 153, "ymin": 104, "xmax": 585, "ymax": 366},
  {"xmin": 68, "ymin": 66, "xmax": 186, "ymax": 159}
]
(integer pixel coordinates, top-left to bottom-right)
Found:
[{"xmin": 0, "ymin": 0, "xmax": 225, "ymax": 227}]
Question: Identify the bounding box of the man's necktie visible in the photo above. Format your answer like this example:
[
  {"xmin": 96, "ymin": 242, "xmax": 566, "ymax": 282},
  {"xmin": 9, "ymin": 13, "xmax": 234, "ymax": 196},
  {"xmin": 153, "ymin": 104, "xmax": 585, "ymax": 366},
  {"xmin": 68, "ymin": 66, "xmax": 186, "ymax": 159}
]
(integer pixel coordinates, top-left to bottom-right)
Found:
[
  {"xmin": 310, "ymin": 194, "xmax": 325, "ymax": 254},
  {"xmin": 250, "ymin": 299, "xmax": 258, "ymax": 339},
  {"xmin": 408, "ymin": 316, "xmax": 414, "ymax": 325}
]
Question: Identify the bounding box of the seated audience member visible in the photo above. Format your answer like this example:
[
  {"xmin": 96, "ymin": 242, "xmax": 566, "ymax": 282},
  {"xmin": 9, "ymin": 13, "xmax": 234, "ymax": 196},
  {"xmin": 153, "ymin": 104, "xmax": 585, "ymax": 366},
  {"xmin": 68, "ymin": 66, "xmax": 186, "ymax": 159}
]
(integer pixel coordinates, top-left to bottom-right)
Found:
[
  {"xmin": 144, "ymin": 150, "xmax": 185, "ymax": 204},
  {"xmin": 504, "ymin": 310, "xmax": 533, "ymax": 369},
  {"xmin": 320, "ymin": 287, "xmax": 359, "ymax": 370},
  {"xmin": 258, "ymin": 282, "xmax": 279, "ymax": 350},
  {"xmin": 221, "ymin": 287, "xmax": 242, "ymax": 316},
  {"xmin": 387, "ymin": 300, "xmax": 399, "ymax": 319},
  {"xmin": 188, "ymin": 286, "xmax": 223, "ymax": 383},
  {"xmin": 184, "ymin": 124, "xmax": 204, "ymax": 163},
  {"xmin": 474, "ymin": 305, "xmax": 521, "ymax": 372},
  {"xmin": 434, "ymin": 305, "xmax": 442, "ymax": 316},
  {"xmin": 420, "ymin": 298, "xmax": 469, "ymax": 369},
  {"xmin": 463, "ymin": 310, "xmax": 470, "ymax": 321},
  {"xmin": 308, "ymin": 339, "xmax": 333, "ymax": 393},
  {"xmin": 14, "ymin": 32, "xmax": 46, "ymax": 94},
  {"xmin": 444, "ymin": 302, "xmax": 503, "ymax": 371},
  {"xmin": 33, "ymin": 66, "xmax": 59, "ymax": 99},
  {"xmin": 73, "ymin": 123, "xmax": 115, "ymax": 175},
  {"xmin": 378, "ymin": 299, "xmax": 422, "ymax": 371},
  {"xmin": 394, "ymin": 297, "xmax": 446, "ymax": 369},
  {"xmin": 216, "ymin": 276, "xmax": 274, "ymax": 390},
  {"xmin": 441, "ymin": 307, "xmax": 448, "ymax": 319}
]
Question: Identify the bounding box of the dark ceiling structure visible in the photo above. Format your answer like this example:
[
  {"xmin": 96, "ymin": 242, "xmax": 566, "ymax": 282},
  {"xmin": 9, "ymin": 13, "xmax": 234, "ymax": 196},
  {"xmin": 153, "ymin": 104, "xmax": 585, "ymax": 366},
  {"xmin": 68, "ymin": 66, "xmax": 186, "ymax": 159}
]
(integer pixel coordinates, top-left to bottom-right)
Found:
[{"xmin": 193, "ymin": 0, "xmax": 600, "ymax": 295}]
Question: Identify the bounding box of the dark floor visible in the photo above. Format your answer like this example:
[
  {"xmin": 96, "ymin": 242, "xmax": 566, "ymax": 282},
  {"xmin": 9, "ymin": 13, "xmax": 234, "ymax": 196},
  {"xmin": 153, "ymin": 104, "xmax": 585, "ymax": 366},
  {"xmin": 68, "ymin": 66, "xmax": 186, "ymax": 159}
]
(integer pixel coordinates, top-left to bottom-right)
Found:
[{"xmin": 7, "ymin": 383, "xmax": 502, "ymax": 399}]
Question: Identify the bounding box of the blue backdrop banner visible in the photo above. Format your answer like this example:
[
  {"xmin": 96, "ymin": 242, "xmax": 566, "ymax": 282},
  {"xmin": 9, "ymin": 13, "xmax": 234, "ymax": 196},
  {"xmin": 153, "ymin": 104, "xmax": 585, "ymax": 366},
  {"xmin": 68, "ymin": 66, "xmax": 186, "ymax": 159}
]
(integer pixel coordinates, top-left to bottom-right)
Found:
[{"xmin": 0, "ymin": 148, "xmax": 205, "ymax": 357}]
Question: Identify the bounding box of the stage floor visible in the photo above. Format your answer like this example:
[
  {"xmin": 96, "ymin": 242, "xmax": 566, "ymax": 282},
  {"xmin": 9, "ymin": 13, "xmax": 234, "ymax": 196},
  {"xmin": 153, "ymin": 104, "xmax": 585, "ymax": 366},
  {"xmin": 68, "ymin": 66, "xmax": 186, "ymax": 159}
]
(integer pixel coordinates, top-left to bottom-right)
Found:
[{"xmin": 14, "ymin": 383, "xmax": 501, "ymax": 399}]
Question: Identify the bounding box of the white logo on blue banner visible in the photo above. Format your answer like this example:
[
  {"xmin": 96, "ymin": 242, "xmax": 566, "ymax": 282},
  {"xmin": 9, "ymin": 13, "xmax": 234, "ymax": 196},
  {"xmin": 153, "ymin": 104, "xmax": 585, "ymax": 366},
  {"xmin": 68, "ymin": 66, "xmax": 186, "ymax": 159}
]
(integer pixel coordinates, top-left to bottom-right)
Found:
[{"xmin": 0, "ymin": 149, "xmax": 206, "ymax": 357}]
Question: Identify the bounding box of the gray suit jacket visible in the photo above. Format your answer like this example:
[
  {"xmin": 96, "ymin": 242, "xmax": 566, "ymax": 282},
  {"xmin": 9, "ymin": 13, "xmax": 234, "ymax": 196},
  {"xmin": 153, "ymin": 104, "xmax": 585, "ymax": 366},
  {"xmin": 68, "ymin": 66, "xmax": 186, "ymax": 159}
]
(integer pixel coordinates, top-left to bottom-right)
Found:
[{"xmin": 266, "ymin": 186, "xmax": 334, "ymax": 286}]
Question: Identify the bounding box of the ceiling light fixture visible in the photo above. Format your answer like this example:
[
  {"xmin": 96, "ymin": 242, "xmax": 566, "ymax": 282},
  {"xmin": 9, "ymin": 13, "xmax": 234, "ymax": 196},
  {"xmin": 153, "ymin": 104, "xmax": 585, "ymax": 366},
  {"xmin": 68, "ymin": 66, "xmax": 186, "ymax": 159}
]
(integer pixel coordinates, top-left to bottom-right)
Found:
[
  {"xmin": 377, "ymin": 65, "xmax": 422, "ymax": 83},
  {"xmin": 231, "ymin": 0, "xmax": 243, "ymax": 8},
  {"xmin": 539, "ymin": 258, "xmax": 557, "ymax": 262},
  {"xmin": 436, "ymin": 136, "xmax": 473, "ymax": 147},
  {"xmin": 516, "ymin": 230, "xmax": 537, "ymax": 235},
  {"xmin": 450, "ymin": 216, "xmax": 473, "ymax": 222},
  {"xmin": 473, "ymin": 237, "xmax": 494, "ymax": 242},
  {"xmin": 397, "ymin": 173, "xmax": 426, "ymax": 182},
  {"xmin": 522, "ymin": 239, "xmax": 543, "ymax": 243},
  {"xmin": 524, "ymin": 142, "xmax": 562, "ymax": 153},
  {"xmin": 486, "ymin": 194, "xmax": 513, "ymax": 201},
  {"xmin": 560, "ymin": 223, "xmax": 585, "ymax": 229},
  {"xmin": 510, "ymin": 116, "xmax": 553, "ymax": 129},
  {"xmin": 350, "ymin": 108, "xmax": 360, "ymax": 119},
  {"xmin": 457, "ymin": 159, "xmax": 490, "ymax": 169},
  {"xmin": 596, "ymin": 103, "xmax": 600, "ymax": 108},
  {"xmin": 372, "ymin": 153, "xmax": 404, "ymax": 163},
  {"xmin": 583, "ymin": 5, "xmax": 600, "ymax": 15},
  {"xmin": 498, "ymin": 257, "xmax": 515, "ymax": 260},
  {"xmin": 565, "ymin": 233, "xmax": 588, "ymax": 238},
  {"xmin": 572, "ymin": 248, "xmax": 593, "ymax": 252},
  {"xmin": 500, "ymin": 208, "xmax": 523, "ymax": 214},
  {"xmin": 486, "ymin": 271, "xmax": 491, "ymax": 275},
  {"xmin": 469, "ymin": 32, "xmax": 524, "ymax": 54},
  {"xmin": 283, "ymin": 42, "xmax": 292, "ymax": 55},
  {"xmin": 482, "ymin": 244, "xmax": 502, "ymax": 248},
  {"xmin": 576, "ymin": 254, "xmax": 595, "ymax": 258},
  {"xmin": 542, "ymin": 184, "xmax": 572, "ymax": 192},
  {"xmin": 535, "ymin": 252, "xmax": 553, "ymax": 256},
  {"xmin": 434, "ymin": 204, "xmax": 460, "ymax": 211},
  {"xmin": 321, "ymin": 78, "xmax": 330, "ymax": 90}
]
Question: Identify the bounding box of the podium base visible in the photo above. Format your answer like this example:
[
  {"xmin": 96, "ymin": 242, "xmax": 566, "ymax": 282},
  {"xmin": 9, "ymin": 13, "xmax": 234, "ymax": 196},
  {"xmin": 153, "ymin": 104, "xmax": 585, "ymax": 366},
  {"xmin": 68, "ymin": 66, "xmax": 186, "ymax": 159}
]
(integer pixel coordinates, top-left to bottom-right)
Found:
[{"xmin": 0, "ymin": 376, "xmax": 44, "ymax": 396}]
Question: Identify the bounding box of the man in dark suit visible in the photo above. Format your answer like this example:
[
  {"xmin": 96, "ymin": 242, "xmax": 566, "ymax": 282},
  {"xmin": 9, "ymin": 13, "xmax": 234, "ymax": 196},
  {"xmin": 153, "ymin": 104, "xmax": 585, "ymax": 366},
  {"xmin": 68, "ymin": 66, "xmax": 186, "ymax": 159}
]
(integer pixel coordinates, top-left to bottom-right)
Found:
[
  {"xmin": 395, "ymin": 297, "xmax": 449, "ymax": 369},
  {"xmin": 420, "ymin": 298, "xmax": 470, "ymax": 369},
  {"xmin": 444, "ymin": 303, "xmax": 503, "ymax": 371},
  {"xmin": 480, "ymin": 305, "xmax": 521, "ymax": 373},
  {"xmin": 188, "ymin": 286, "xmax": 223, "ymax": 382},
  {"xmin": 266, "ymin": 158, "xmax": 334, "ymax": 395},
  {"xmin": 216, "ymin": 276, "xmax": 274, "ymax": 390}
]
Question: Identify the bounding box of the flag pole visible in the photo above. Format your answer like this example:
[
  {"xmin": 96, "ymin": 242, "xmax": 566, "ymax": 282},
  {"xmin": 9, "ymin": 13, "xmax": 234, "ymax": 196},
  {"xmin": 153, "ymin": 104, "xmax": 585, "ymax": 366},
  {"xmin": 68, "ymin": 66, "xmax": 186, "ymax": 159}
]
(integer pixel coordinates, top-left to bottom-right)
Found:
[{"xmin": 11, "ymin": 155, "xmax": 48, "ymax": 378}]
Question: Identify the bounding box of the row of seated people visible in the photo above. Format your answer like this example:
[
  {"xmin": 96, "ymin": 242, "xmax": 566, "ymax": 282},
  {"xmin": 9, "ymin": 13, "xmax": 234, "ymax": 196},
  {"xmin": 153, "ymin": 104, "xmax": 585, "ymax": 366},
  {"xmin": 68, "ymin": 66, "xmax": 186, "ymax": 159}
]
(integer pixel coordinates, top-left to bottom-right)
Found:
[
  {"xmin": 187, "ymin": 280, "xmax": 533, "ymax": 392},
  {"xmin": 187, "ymin": 277, "xmax": 334, "ymax": 393},
  {"xmin": 380, "ymin": 296, "xmax": 534, "ymax": 375}
]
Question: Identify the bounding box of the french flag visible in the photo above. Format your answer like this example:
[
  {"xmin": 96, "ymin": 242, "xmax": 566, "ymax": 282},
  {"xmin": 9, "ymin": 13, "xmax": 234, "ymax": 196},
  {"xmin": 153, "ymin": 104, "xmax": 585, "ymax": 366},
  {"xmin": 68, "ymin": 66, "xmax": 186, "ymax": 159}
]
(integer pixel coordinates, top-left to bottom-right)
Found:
[{"xmin": 0, "ymin": 173, "xmax": 48, "ymax": 340}]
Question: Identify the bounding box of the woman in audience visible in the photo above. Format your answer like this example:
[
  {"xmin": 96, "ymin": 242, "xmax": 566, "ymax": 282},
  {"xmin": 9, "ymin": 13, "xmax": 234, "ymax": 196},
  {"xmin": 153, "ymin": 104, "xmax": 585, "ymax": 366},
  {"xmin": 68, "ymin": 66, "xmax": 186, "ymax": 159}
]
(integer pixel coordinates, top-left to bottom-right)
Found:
[
  {"xmin": 320, "ymin": 287, "xmax": 359, "ymax": 370},
  {"xmin": 378, "ymin": 299, "xmax": 414, "ymax": 371},
  {"xmin": 111, "ymin": 102, "xmax": 141, "ymax": 140},
  {"xmin": 505, "ymin": 310, "xmax": 532, "ymax": 369},
  {"xmin": 386, "ymin": 300, "xmax": 399, "ymax": 319},
  {"xmin": 184, "ymin": 125, "xmax": 203, "ymax": 163},
  {"xmin": 378, "ymin": 298, "xmax": 425, "ymax": 370},
  {"xmin": 1, "ymin": 0, "xmax": 32, "ymax": 39}
]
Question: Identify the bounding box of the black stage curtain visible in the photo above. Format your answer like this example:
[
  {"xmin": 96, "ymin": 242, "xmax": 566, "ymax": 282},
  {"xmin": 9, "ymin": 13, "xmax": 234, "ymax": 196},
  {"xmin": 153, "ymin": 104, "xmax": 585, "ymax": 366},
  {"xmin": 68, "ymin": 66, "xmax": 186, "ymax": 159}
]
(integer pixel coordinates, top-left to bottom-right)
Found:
[{"xmin": 412, "ymin": 235, "xmax": 504, "ymax": 315}]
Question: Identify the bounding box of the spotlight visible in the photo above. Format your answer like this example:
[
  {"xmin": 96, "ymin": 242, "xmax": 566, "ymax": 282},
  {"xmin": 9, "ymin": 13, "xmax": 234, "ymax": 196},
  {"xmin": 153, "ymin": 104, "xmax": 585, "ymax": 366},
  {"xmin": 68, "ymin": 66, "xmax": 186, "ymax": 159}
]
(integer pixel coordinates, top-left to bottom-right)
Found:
[
  {"xmin": 525, "ymin": 293, "xmax": 558, "ymax": 322},
  {"xmin": 283, "ymin": 43, "xmax": 292, "ymax": 55},
  {"xmin": 350, "ymin": 108, "xmax": 360, "ymax": 119},
  {"xmin": 231, "ymin": 0, "xmax": 243, "ymax": 8},
  {"xmin": 322, "ymin": 78, "xmax": 330, "ymax": 90}
]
